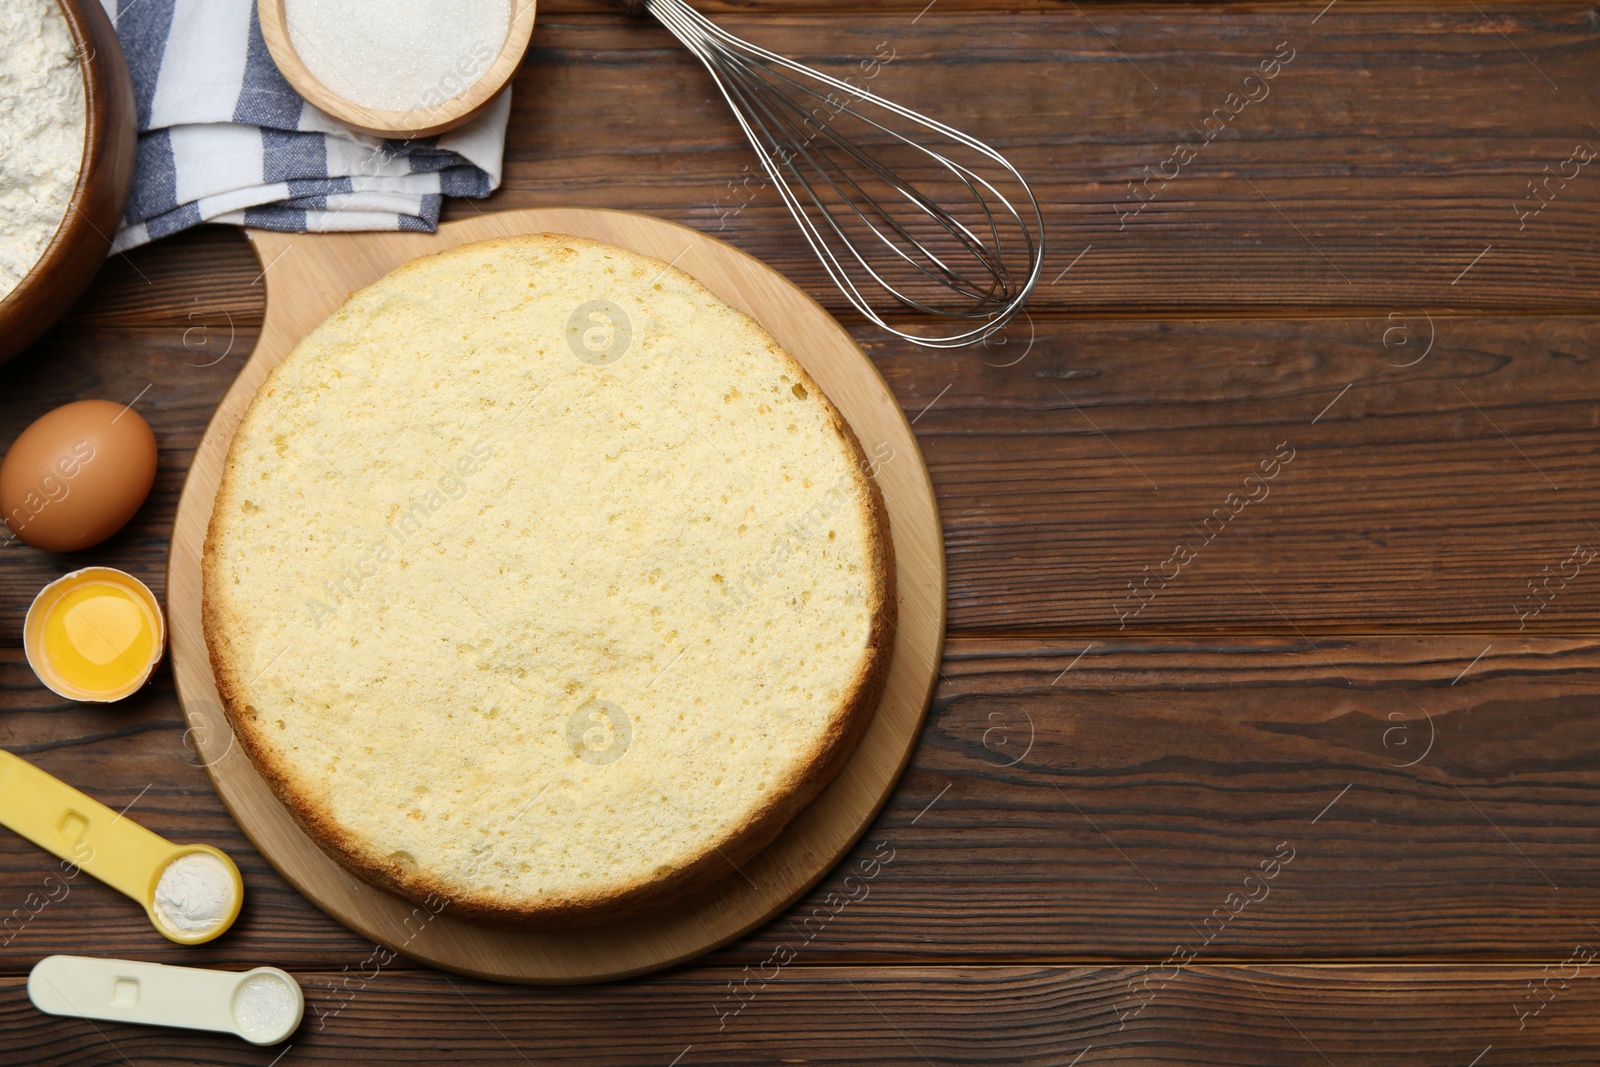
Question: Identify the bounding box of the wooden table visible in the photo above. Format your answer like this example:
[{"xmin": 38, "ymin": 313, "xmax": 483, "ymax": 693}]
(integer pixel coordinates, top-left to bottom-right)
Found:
[{"xmin": 5, "ymin": 1, "xmax": 1600, "ymax": 1062}]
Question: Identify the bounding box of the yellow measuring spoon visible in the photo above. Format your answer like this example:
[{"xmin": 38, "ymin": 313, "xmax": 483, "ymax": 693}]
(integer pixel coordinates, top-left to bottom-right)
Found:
[{"xmin": 0, "ymin": 750, "xmax": 243, "ymax": 944}]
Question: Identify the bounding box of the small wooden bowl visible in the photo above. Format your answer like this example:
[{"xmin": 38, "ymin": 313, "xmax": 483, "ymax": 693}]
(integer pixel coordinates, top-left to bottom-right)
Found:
[
  {"xmin": 257, "ymin": 0, "xmax": 537, "ymax": 138},
  {"xmin": 0, "ymin": 0, "xmax": 137, "ymax": 368}
]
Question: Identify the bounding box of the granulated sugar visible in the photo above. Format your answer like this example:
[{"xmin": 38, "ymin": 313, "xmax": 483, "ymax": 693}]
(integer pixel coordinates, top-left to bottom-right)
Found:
[
  {"xmin": 284, "ymin": 0, "xmax": 511, "ymax": 112},
  {"xmin": 0, "ymin": 0, "xmax": 86, "ymax": 302},
  {"xmin": 230, "ymin": 971, "xmax": 302, "ymax": 1043}
]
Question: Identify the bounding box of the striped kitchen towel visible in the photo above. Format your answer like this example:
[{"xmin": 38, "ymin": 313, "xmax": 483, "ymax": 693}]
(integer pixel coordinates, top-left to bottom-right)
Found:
[{"xmin": 102, "ymin": 0, "xmax": 509, "ymax": 252}]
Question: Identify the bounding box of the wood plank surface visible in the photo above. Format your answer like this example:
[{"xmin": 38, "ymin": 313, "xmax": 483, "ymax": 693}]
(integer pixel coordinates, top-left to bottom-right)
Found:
[
  {"xmin": 9, "ymin": 310, "xmax": 1600, "ymax": 637},
  {"xmin": 61, "ymin": 4, "xmax": 1600, "ymax": 321},
  {"xmin": 9, "ymin": 965, "xmax": 1600, "ymax": 1065},
  {"xmin": 5, "ymin": 0, "xmax": 1600, "ymax": 1062},
  {"xmin": 454, "ymin": 4, "xmax": 1600, "ymax": 314},
  {"xmin": 6, "ymin": 636, "xmax": 1599, "ymax": 968},
  {"xmin": 493, "ymin": 6, "xmax": 1600, "ymax": 314}
]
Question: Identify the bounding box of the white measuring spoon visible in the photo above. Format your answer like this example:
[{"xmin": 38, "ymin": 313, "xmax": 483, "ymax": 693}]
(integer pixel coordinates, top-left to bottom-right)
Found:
[{"xmin": 28, "ymin": 955, "xmax": 302, "ymax": 1045}]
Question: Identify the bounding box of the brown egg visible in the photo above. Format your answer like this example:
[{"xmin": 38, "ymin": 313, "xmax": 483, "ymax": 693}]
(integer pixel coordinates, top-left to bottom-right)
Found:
[{"xmin": 0, "ymin": 400, "xmax": 158, "ymax": 552}]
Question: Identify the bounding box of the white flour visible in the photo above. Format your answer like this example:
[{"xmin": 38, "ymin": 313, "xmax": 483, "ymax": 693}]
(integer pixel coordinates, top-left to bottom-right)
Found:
[
  {"xmin": 153, "ymin": 852, "xmax": 237, "ymax": 936},
  {"xmin": 284, "ymin": 0, "xmax": 510, "ymax": 112},
  {"xmin": 0, "ymin": 0, "xmax": 85, "ymax": 302}
]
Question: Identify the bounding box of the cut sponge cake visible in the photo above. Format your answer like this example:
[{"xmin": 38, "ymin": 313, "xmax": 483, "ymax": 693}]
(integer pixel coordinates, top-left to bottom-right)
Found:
[{"xmin": 202, "ymin": 233, "xmax": 895, "ymax": 926}]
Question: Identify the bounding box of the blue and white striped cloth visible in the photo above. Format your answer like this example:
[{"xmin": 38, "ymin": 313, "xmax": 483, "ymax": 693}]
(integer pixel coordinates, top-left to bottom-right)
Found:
[{"xmin": 101, "ymin": 0, "xmax": 508, "ymax": 252}]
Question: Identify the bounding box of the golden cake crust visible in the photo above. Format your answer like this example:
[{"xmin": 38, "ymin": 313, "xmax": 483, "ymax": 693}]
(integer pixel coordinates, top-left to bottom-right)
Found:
[{"xmin": 202, "ymin": 233, "xmax": 895, "ymax": 927}]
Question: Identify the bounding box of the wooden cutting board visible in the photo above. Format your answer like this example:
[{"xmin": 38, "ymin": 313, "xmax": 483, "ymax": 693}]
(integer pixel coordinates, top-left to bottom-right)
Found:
[{"xmin": 164, "ymin": 207, "xmax": 945, "ymax": 983}]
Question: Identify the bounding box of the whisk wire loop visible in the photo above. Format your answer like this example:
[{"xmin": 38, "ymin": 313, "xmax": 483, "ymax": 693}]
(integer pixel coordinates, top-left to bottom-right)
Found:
[{"xmin": 637, "ymin": 0, "xmax": 1044, "ymax": 348}]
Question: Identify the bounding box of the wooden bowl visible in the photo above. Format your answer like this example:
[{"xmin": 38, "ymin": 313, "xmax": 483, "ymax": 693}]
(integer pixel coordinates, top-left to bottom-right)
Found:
[
  {"xmin": 257, "ymin": 0, "xmax": 537, "ymax": 138},
  {"xmin": 0, "ymin": 0, "xmax": 136, "ymax": 368}
]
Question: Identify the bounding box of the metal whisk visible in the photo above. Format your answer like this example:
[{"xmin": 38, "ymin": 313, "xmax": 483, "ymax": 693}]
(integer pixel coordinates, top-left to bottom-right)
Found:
[{"xmin": 620, "ymin": 0, "xmax": 1044, "ymax": 348}]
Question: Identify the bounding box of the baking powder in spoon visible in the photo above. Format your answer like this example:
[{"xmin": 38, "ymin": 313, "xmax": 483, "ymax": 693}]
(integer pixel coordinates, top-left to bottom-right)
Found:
[{"xmin": 153, "ymin": 851, "xmax": 238, "ymax": 938}]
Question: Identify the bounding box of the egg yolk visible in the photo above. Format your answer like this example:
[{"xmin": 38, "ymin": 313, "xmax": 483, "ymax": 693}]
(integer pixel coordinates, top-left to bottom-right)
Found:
[{"xmin": 39, "ymin": 581, "xmax": 158, "ymax": 697}]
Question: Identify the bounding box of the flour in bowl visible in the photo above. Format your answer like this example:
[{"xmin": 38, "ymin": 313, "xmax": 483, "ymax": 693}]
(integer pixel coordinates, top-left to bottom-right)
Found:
[{"xmin": 0, "ymin": 0, "xmax": 86, "ymax": 302}]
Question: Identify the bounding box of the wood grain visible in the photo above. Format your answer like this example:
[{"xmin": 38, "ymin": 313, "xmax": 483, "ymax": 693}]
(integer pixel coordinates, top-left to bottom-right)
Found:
[
  {"xmin": 163, "ymin": 209, "xmax": 943, "ymax": 981},
  {"xmin": 10, "ymin": 965, "xmax": 1600, "ymax": 1065},
  {"xmin": 10, "ymin": 312, "xmax": 1600, "ymax": 639},
  {"xmin": 62, "ymin": 228, "xmax": 266, "ymax": 329},
  {"xmin": 885, "ymin": 313, "xmax": 1600, "ymax": 636},
  {"xmin": 739, "ymin": 634, "xmax": 1600, "ymax": 962},
  {"xmin": 479, "ymin": 4, "xmax": 1600, "ymax": 314},
  {"xmin": 7, "ymin": 637, "xmax": 1600, "ymax": 970},
  {"xmin": 45, "ymin": 4, "xmax": 1600, "ymax": 322},
  {"xmin": 3, "ymin": 0, "xmax": 1599, "ymax": 1059}
]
